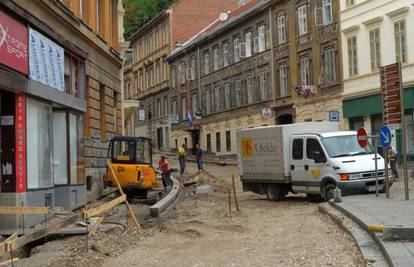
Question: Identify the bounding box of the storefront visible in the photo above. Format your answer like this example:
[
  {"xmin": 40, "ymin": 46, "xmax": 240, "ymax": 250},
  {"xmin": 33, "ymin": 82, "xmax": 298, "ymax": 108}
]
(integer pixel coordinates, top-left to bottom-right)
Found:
[
  {"xmin": 343, "ymin": 87, "xmax": 414, "ymax": 162},
  {"xmin": 0, "ymin": 8, "xmax": 87, "ymax": 229}
]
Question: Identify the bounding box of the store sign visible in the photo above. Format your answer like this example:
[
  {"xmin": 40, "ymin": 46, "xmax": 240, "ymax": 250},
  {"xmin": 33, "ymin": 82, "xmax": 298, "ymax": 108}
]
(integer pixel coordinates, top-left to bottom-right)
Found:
[
  {"xmin": 1, "ymin": 115, "xmax": 14, "ymax": 126},
  {"xmin": 261, "ymin": 108, "xmax": 273, "ymax": 119},
  {"xmin": 0, "ymin": 10, "xmax": 28, "ymax": 74},
  {"xmin": 15, "ymin": 94, "xmax": 26, "ymax": 193},
  {"xmin": 29, "ymin": 28, "xmax": 65, "ymax": 92},
  {"xmin": 381, "ymin": 63, "xmax": 402, "ymax": 126}
]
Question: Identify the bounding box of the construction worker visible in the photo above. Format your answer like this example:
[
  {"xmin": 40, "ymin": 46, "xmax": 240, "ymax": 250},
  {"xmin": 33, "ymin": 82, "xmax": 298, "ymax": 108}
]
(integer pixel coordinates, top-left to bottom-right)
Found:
[
  {"xmin": 196, "ymin": 144, "xmax": 203, "ymax": 171},
  {"xmin": 178, "ymin": 144, "xmax": 186, "ymax": 175},
  {"xmin": 159, "ymin": 155, "xmax": 172, "ymax": 190}
]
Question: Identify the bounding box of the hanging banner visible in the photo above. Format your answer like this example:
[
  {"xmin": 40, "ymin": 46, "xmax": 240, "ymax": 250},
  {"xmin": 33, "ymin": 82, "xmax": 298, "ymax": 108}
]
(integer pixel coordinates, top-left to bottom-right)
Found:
[
  {"xmin": 29, "ymin": 28, "xmax": 65, "ymax": 92},
  {"xmin": 15, "ymin": 94, "xmax": 27, "ymax": 193},
  {"xmin": 0, "ymin": 9, "xmax": 28, "ymax": 74}
]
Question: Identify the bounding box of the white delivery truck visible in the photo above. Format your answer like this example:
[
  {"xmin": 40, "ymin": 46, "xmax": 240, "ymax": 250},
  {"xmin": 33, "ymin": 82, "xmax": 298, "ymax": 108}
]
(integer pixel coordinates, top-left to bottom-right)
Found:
[{"xmin": 237, "ymin": 122, "xmax": 394, "ymax": 201}]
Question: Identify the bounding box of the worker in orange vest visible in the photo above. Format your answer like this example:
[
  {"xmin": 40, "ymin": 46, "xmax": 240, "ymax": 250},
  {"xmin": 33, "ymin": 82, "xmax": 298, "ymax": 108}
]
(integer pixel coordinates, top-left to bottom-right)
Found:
[{"xmin": 159, "ymin": 155, "xmax": 172, "ymax": 191}]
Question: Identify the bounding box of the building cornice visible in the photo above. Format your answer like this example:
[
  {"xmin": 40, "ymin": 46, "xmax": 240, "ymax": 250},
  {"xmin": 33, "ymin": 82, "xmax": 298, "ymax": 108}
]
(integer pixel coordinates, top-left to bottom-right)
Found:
[
  {"xmin": 341, "ymin": 25, "xmax": 360, "ymax": 36},
  {"xmin": 362, "ymin": 16, "xmax": 383, "ymax": 28},
  {"xmin": 386, "ymin": 6, "xmax": 409, "ymax": 20}
]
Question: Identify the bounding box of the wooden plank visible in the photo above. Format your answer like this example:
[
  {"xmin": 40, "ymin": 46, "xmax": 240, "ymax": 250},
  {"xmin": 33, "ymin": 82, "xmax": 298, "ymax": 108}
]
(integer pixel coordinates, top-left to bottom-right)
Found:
[
  {"xmin": 0, "ymin": 206, "xmax": 48, "ymax": 215},
  {"xmin": 84, "ymin": 195, "xmax": 126, "ymax": 219},
  {"xmin": 0, "ymin": 213, "xmax": 82, "ymax": 258},
  {"xmin": 106, "ymin": 159, "xmax": 141, "ymax": 230},
  {"xmin": 88, "ymin": 217, "xmax": 104, "ymax": 237},
  {"xmin": 0, "ymin": 233, "xmax": 17, "ymax": 255}
]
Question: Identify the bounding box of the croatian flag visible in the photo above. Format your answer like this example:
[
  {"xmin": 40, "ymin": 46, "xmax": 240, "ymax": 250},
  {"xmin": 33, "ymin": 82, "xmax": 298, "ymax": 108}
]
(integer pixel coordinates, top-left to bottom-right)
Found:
[{"xmin": 187, "ymin": 107, "xmax": 193, "ymax": 125}]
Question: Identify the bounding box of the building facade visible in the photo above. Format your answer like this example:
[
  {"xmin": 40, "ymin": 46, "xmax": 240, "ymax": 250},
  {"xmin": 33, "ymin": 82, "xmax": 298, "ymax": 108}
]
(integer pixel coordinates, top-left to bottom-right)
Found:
[
  {"xmin": 126, "ymin": 0, "xmax": 239, "ymax": 151},
  {"xmin": 272, "ymin": 0, "xmax": 343, "ymax": 126},
  {"xmin": 340, "ymin": 0, "xmax": 414, "ymax": 161},
  {"xmin": 0, "ymin": 0, "xmax": 123, "ymax": 229},
  {"xmin": 168, "ymin": 0, "xmax": 275, "ymax": 156}
]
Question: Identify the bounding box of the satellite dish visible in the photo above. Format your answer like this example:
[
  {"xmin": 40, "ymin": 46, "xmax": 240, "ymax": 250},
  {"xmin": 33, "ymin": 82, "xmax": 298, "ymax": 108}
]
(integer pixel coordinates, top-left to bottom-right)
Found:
[{"xmin": 219, "ymin": 11, "xmax": 228, "ymax": 21}]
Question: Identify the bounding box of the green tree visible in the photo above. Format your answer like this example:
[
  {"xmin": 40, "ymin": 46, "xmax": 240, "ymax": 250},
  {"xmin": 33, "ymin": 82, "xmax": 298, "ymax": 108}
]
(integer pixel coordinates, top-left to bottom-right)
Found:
[{"xmin": 123, "ymin": 0, "xmax": 177, "ymax": 40}]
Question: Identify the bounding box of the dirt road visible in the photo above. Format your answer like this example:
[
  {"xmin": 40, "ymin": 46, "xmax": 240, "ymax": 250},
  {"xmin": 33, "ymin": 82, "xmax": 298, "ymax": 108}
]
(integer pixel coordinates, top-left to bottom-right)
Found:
[{"xmin": 102, "ymin": 157, "xmax": 363, "ymax": 267}]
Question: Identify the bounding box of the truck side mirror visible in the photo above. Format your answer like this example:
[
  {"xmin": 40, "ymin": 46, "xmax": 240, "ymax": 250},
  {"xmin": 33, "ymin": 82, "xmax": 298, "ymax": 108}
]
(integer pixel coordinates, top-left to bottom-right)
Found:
[{"xmin": 313, "ymin": 151, "xmax": 325, "ymax": 163}]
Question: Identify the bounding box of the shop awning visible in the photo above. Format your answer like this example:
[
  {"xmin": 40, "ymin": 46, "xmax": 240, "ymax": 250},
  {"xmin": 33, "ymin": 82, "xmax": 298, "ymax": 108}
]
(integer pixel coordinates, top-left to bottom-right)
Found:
[{"xmin": 343, "ymin": 87, "xmax": 414, "ymax": 118}]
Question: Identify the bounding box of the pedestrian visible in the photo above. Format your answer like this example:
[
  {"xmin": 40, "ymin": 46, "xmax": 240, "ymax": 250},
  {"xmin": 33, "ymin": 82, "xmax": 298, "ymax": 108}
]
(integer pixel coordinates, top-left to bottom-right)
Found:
[
  {"xmin": 178, "ymin": 144, "xmax": 186, "ymax": 175},
  {"xmin": 159, "ymin": 155, "xmax": 173, "ymax": 190},
  {"xmin": 388, "ymin": 145, "xmax": 399, "ymax": 180},
  {"xmin": 196, "ymin": 144, "xmax": 203, "ymax": 171}
]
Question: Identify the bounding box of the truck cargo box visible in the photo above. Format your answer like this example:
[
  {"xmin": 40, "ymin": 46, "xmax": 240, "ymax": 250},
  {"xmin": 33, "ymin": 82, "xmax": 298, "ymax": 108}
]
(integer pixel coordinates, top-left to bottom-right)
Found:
[{"xmin": 237, "ymin": 122, "xmax": 339, "ymax": 183}]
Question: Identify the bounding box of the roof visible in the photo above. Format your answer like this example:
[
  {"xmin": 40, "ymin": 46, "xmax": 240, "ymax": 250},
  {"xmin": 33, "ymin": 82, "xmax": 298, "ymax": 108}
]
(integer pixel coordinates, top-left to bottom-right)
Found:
[{"xmin": 167, "ymin": 0, "xmax": 272, "ymax": 62}]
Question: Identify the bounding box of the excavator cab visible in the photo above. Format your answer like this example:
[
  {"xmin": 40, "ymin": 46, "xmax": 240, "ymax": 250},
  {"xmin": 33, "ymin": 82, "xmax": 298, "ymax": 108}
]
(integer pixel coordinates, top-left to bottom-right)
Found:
[{"xmin": 104, "ymin": 136, "xmax": 160, "ymax": 197}]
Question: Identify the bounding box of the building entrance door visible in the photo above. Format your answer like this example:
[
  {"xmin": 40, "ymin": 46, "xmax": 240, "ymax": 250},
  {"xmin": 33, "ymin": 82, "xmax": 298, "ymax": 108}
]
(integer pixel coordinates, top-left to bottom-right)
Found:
[
  {"xmin": 190, "ymin": 130, "xmax": 200, "ymax": 155},
  {"xmin": 156, "ymin": 127, "xmax": 163, "ymax": 150}
]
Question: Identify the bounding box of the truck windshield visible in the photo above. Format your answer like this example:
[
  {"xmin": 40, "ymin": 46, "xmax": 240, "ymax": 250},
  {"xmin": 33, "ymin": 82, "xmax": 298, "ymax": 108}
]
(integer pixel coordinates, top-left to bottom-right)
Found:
[{"xmin": 321, "ymin": 135, "xmax": 374, "ymax": 158}]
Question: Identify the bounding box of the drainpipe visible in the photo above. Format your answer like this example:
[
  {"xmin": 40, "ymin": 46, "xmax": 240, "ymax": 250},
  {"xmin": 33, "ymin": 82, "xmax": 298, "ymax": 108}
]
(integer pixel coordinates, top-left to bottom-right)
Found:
[{"xmin": 269, "ymin": 7, "xmax": 276, "ymax": 117}]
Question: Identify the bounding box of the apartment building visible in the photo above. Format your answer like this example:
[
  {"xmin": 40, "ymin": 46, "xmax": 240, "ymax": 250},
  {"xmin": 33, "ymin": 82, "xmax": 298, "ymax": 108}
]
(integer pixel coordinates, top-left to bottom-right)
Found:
[
  {"xmin": 167, "ymin": 0, "xmax": 275, "ymax": 156},
  {"xmin": 341, "ymin": 0, "xmax": 414, "ymax": 161},
  {"xmin": 126, "ymin": 0, "xmax": 238, "ymax": 151},
  {"xmin": 272, "ymin": 0, "xmax": 343, "ymax": 126},
  {"xmin": 0, "ymin": 0, "xmax": 124, "ymax": 229}
]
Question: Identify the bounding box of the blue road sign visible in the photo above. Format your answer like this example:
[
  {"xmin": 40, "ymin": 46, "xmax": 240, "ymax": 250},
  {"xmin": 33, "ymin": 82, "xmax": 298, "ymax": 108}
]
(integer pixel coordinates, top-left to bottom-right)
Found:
[
  {"xmin": 380, "ymin": 126, "xmax": 392, "ymax": 148},
  {"xmin": 329, "ymin": 110, "xmax": 340, "ymax": 122}
]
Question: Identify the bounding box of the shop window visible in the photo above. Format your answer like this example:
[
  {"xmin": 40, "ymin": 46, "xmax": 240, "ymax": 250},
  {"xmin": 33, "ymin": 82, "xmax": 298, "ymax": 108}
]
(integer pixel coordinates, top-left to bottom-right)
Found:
[
  {"xmin": 53, "ymin": 112, "xmax": 68, "ymax": 185},
  {"xmin": 349, "ymin": 117, "xmax": 364, "ymax": 130},
  {"xmin": 69, "ymin": 114, "xmax": 78, "ymax": 184},
  {"xmin": 370, "ymin": 114, "xmax": 382, "ymax": 135},
  {"xmin": 27, "ymin": 99, "xmax": 53, "ymax": 189}
]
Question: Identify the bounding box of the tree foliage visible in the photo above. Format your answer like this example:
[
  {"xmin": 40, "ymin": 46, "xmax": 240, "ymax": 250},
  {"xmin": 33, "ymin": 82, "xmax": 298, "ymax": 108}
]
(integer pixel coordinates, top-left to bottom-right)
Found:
[{"xmin": 123, "ymin": 0, "xmax": 177, "ymax": 40}]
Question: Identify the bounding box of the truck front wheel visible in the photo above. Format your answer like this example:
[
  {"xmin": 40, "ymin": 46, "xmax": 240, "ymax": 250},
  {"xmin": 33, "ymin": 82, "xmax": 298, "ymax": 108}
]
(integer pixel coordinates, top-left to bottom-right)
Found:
[
  {"xmin": 322, "ymin": 183, "xmax": 336, "ymax": 202},
  {"xmin": 266, "ymin": 184, "xmax": 286, "ymax": 201}
]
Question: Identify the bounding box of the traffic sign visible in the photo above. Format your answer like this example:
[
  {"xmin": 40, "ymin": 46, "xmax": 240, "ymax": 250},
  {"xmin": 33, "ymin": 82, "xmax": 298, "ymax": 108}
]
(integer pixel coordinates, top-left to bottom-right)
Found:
[
  {"xmin": 380, "ymin": 126, "xmax": 392, "ymax": 148},
  {"xmin": 381, "ymin": 63, "xmax": 402, "ymax": 126},
  {"xmin": 357, "ymin": 128, "xmax": 368, "ymax": 148}
]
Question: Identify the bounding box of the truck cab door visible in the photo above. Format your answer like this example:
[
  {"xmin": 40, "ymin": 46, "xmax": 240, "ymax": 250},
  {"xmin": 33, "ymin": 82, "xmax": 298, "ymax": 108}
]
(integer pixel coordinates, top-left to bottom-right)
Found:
[
  {"xmin": 305, "ymin": 138, "xmax": 327, "ymax": 194},
  {"xmin": 290, "ymin": 138, "xmax": 307, "ymax": 193}
]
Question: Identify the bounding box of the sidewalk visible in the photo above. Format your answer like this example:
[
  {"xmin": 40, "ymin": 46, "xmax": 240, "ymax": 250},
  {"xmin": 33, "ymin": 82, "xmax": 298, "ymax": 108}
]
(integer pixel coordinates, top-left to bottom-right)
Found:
[{"xmin": 330, "ymin": 178, "xmax": 414, "ymax": 267}]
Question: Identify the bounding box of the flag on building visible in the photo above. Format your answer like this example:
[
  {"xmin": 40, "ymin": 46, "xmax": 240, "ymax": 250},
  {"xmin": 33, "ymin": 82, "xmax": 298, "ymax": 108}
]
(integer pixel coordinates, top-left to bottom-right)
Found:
[{"xmin": 187, "ymin": 107, "xmax": 193, "ymax": 125}]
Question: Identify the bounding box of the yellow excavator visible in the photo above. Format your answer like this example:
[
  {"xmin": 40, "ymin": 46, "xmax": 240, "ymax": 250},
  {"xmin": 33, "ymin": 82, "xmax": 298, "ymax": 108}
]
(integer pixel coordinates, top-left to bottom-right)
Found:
[{"xmin": 104, "ymin": 136, "xmax": 160, "ymax": 198}]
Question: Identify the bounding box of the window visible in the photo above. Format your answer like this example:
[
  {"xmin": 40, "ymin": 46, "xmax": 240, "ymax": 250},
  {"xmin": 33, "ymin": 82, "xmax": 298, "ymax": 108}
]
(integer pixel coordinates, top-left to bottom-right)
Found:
[
  {"xmin": 192, "ymin": 92, "xmax": 198, "ymax": 114},
  {"xmin": 226, "ymin": 131, "xmax": 231, "ymax": 152},
  {"xmin": 298, "ymin": 6, "xmax": 307, "ymax": 36},
  {"xmin": 245, "ymin": 32, "xmax": 252, "ymax": 57},
  {"xmin": 181, "ymin": 96, "xmax": 187, "ymax": 120},
  {"xmin": 259, "ymin": 72, "xmax": 269, "ymax": 101},
  {"xmin": 206, "ymin": 134, "xmax": 211, "ymax": 152},
  {"xmin": 306, "ymin": 138, "xmax": 325, "ymax": 160},
  {"xmin": 234, "ymin": 38, "xmax": 240, "ymax": 62},
  {"xmin": 324, "ymin": 48, "xmax": 336, "ymax": 83},
  {"xmin": 223, "ymin": 43, "xmax": 229, "ymax": 67},
  {"xmin": 214, "ymin": 87, "xmax": 221, "ymax": 112},
  {"xmin": 69, "ymin": 113, "xmax": 78, "ymax": 184},
  {"xmin": 157, "ymin": 98, "xmax": 161, "ymax": 117},
  {"xmin": 213, "ymin": 47, "xmax": 219, "ymax": 71},
  {"xmin": 190, "ymin": 56, "xmax": 196, "ymax": 80},
  {"xmin": 235, "ymin": 80, "xmax": 241, "ymax": 106},
  {"xmin": 163, "ymin": 96, "xmax": 168, "ymax": 115},
  {"xmin": 370, "ymin": 28, "xmax": 381, "ymax": 71},
  {"xmin": 247, "ymin": 76, "xmax": 254, "ymax": 104},
  {"xmin": 64, "ymin": 54, "xmax": 85, "ymax": 97},
  {"xmin": 292, "ymin": 139, "xmax": 303, "ymax": 160},
  {"xmin": 204, "ymin": 52, "xmax": 210, "ymax": 74},
  {"xmin": 27, "ymin": 99, "xmax": 53, "ymax": 189},
  {"xmin": 171, "ymin": 98, "xmax": 177, "ymax": 115},
  {"xmin": 371, "ymin": 114, "xmax": 382, "ymax": 135},
  {"xmin": 394, "ymin": 20, "xmax": 407, "ymax": 64},
  {"xmin": 349, "ymin": 117, "xmax": 364, "ymax": 130},
  {"xmin": 179, "ymin": 62, "xmax": 185, "ymax": 84},
  {"xmin": 347, "ymin": 36, "xmax": 358, "ymax": 77},
  {"xmin": 300, "ymin": 57, "xmax": 310, "ymax": 86},
  {"xmin": 206, "ymin": 89, "xmax": 211, "ymax": 114},
  {"xmin": 171, "ymin": 66, "xmax": 176, "ymax": 88},
  {"xmin": 279, "ymin": 64, "xmax": 288, "ymax": 97},
  {"xmin": 216, "ymin": 132, "xmax": 221, "ymax": 153},
  {"xmin": 53, "ymin": 112, "xmax": 68, "ymax": 185},
  {"xmin": 96, "ymin": 0, "xmax": 101, "ymax": 33},
  {"xmin": 258, "ymin": 25, "xmax": 266, "ymax": 52},
  {"xmin": 346, "ymin": 0, "xmax": 354, "ymax": 7},
  {"xmin": 99, "ymin": 83, "xmax": 106, "ymax": 138},
  {"xmin": 316, "ymin": 0, "xmax": 332, "ymax": 26},
  {"xmin": 277, "ymin": 16, "xmax": 286, "ymax": 44},
  {"xmin": 163, "ymin": 60, "xmax": 167, "ymax": 81},
  {"xmin": 79, "ymin": 0, "xmax": 83, "ymax": 19},
  {"xmin": 224, "ymin": 83, "xmax": 230, "ymax": 110},
  {"xmin": 156, "ymin": 60, "xmax": 160, "ymax": 83}
]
